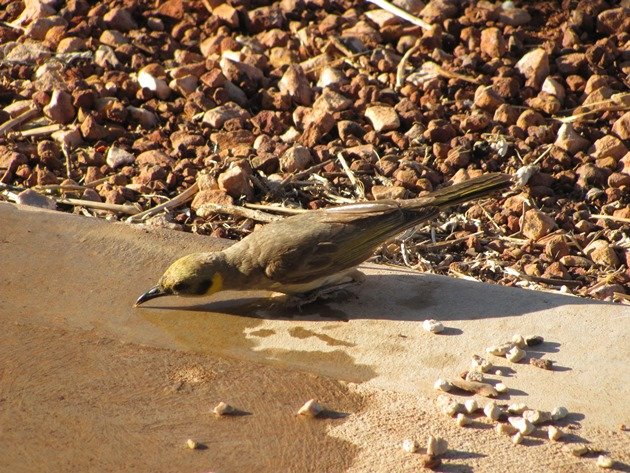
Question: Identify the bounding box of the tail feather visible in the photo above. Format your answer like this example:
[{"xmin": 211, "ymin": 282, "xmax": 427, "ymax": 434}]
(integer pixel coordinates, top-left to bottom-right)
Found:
[{"xmin": 402, "ymin": 173, "xmax": 513, "ymax": 210}]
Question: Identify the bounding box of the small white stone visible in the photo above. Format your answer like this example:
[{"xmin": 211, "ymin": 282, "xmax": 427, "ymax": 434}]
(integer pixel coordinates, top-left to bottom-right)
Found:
[
  {"xmin": 422, "ymin": 319, "xmax": 444, "ymax": 333},
  {"xmin": 137, "ymin": 68, "xmax": 171, "ymax": 100},
  {"xmin": 464, "ymin": 399, "xmax": 478, "ymax": 414},
  {"xmin": 548, "ymin": 426, "xmax": 563, "ymax": 441},
  {"xmin": 522, "ymin": 409, "xmax": 551, "ymax": 425},
  {"xmin": 434, "ymin": 378, "xmax": 452, "ymax": 392},
  {"xmin": 551, "ymin": 406, "xmax": 569, "ymax": 421},
  {"xmin": 509, "ymin": 416, "xmax": 535, "ymax": 435},
  {"xmin": 507, "ymin": 403, "xmax": 528, "ymax": 415},
  {"xmin": 484, "ymin": 402, "xmax": 502, "ymax": 421},
  {"xmin": 486, "ymin": 343, "xmax": 514, "ymax": 356},
  {"xmin": 402, "ymin": 438, "xmax": 419, "ymax": 453},
  {"xmin": 496, "ymin": 423, "xmax": 518, "ymax": 436},
  {"xmin": 494, "ymin": 369, "xmax": 503, "ymax": 376},
  {"xmin": 596, "ymin": 455, "xmax": 614, "ymax": 469},
  {"xmin": 495, "ymin": 382, "xmax": 508, "ymax": 394},
  {"xmin": 514, "ymin": 166, "xmax": 539, "ymax": 187},
  {"xmin": 456, "ymin": 413, "xmax": 471, "ymax": 427},
  {"xmin": 443, "ymin": 402, "xmax": 462, "ymax": 417},
  {"xmin": 565, "ymin": 444, "xmax": 590, "ymax": 456},
  {"xmin": 466, "ymin": 371, "xmax": 484, "ymax": 383},
  {"xmin": 427, "ymin": 436, "xmax": 448, "ymax": 456},
  {"xmin": 213, "ymin": 401, "xmax": 235, "ymax": 416},
  {"xmin": 512, "ymin": 432, "xmax": 524, "ymax": 444},
  {"xmin": 298, "ymin": 399, "xmax": 323, "ymax": 417},
  {"xmin": 186, "ymin": 439, "xmax": 199, "ymax": 449},
  {"xmin": 511, "ymin": 334, "xmax": 527, "ymax": 348},
  {"xmin": 471, "ymin": 355, "xmax": 493, "ymax": 373},
  {"xmin": 506, "ymin": 346, "xmax": 526, "ymax": 363}
]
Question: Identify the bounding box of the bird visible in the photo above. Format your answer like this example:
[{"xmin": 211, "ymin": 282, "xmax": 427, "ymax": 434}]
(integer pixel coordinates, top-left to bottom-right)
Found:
[{"xmin": 135, "ymin": 172, "xmax": 512, "ymax": 307}]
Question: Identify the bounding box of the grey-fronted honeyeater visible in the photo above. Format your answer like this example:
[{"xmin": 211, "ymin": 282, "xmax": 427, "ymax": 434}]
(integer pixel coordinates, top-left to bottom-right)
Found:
[{"xmin": 135, "ymin": 173, "xmax": 512, "ymax": 306}]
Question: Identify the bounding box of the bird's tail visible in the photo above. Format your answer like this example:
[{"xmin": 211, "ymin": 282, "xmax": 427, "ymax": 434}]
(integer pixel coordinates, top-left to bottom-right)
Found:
[{"xmin": 402, "ymin": 172, "xmax": 513, "ymax": 210}]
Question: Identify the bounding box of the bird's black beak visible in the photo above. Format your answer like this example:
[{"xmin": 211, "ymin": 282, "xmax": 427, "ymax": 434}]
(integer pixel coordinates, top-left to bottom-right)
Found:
[{"xmin": 134, "ymin": 286, "xmax": 167, "ymax": 307}]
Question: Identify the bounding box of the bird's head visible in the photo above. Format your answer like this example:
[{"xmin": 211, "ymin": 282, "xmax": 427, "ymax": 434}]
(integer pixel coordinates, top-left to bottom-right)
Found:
[{"xmin": 134, "ymin": 252, "xmax": 226, "ymax": 306}]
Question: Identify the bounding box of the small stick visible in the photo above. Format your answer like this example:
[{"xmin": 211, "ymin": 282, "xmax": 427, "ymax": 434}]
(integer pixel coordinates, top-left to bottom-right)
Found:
[
  {"xmin": 366, "ymin": 0, "xmax": 432, "ymax": 30},
  {"xmin": 195, "ymin": 202, "xmax": 282, "ymax": 223},
  {"xmin": 55, "ymin": 197, "xmax": 141, "ymax": 215},
  {"xmin": 589, "ymin": 214, "xmax": 630, "ymax": 224},
  {"xmin": 337, "ymin": 152, "xmax": 365, "ymax": 200},
  {"xmin": 395, "ymin": 40, "xmax": 421, "ymax": 90},
  {"xmin": 127, "ymin": 182, "xmax": 199, "ymax": 223},
  {"xmin": 244, "ymin": 203, "xmax": 306, "ymax": 215},
  {"xmin": 0, "ymin": 107, "xmax": 40, "ymax": 137},
  {"xmin": 17, "ymin": 123, "xmax": 62, "ymax": 137}
]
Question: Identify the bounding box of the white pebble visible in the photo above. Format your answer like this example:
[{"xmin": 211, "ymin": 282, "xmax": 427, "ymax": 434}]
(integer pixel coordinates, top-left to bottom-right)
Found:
[
  {"xmin": 423, "ymin": 319, "xmax": 444, "ymax": 333},
  {"xmin": 495, "ymin": 382, "xmax": 508, "ymax": 394},
  {"xmin": 427, "ymin": 436, "xmax": 448, "ymax": 456},
  {"xmin": 494, "ymin": 369, "xmax": 503, "ymax": 376},
  {"xmin": 456, "ymin": 413, "xmax": 471, "ymax": 427},
  {"xmin": 434, "ymin": 378, "xmax": 452, "ymax": 392},
  {"xmin": 186, "ymin": 439, "xmax": 199, "ymax": 449},
  {"xmin": 402, "ymin": 438, "xmax": 419, "ymax": 453},
  {"xmin": 548, "ymin": 425, "xmax": 563, "ymax": 441},
  {"xmin": 486, "ymin": 343, "xmax": 514, "ymax": 357},
  {"xmin": 565, "ymin": 444, "xmax": 590, "ymax": 457},
  {"xmin": 213, "ymin": 401, "xmax": 235, "ymax": 416},
  {"xmin": 484, "ymin": 402, "xmax": 502, "ymax": 421},
  {"xmin": 298, "ymin": 399, "xmax": 323, "ymax": 417},
  {"xmin": 522, "ymin": 409, "xmax": 551, "ymax": 425},
  {"xmin": 506, "ymin": 346, "xmax": 525, "ymax": 363},
  {"xmin": 597, "ymin": 455, "xmax": 614, "ymax": 469},
  {"xmin": 511, "ymin": 334, "xmax": 527, "ymax": 348},
  {"xmin": 465, "ymin": 370, "xmax": 484, "ymax": 382},
  {"xmin": 464, "ymin": 399, "xmax": 478, "ymax": 414},
  {"xmin": 509, "ymin": 416, "xmax": 535, "ymax": 435},
  {"xmin": 512, "ymin": 432, "xmax": 523, "ymax": 444},
  {"xmin": 496, "ymin": 423, "xmax": 518, "ymax": 436},
  {"xmin": 514, "ymin": 165, "xmax": 539, "ymax": 186},
  {"xmin": 551, "ymin": 406, "xmax": 569, "ymax": 420},
  {"xmin": 471, "ymin": 355, "xmax": 493, "ymax": 373},
  {"xmin": 507, "ymin": 403, "xmax": 528, "ymax": 414}
]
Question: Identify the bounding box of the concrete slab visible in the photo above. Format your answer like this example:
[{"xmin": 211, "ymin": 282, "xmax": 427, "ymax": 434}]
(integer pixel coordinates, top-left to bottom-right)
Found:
[{"xmin": 1, "ymin": 203, "xmax": 629, "ymax": 472}]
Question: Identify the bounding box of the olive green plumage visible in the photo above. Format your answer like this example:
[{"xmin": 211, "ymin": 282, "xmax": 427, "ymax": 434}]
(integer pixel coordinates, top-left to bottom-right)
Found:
[{"xmin": 135, "ymin": 172, "xmax": 512, "ymax": 306}]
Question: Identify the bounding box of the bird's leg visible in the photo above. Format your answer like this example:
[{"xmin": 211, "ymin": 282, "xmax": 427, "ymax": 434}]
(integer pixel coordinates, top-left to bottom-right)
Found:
[{"xmin": 281, "ymin": 269, "xmax": 366, "ymax": 309}]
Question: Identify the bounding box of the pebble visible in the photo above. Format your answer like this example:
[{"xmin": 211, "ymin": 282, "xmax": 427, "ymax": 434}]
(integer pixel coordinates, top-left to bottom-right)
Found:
[
  {"xmin": 280, "ymin": 145, "xmax": 312, "ymax": 173},
  {"xmin": 186, "ymin": 439, "xmax": 199, "ymax": 449},
  {"xmin": 596, "ymin": 455, "xmax": 614, "ymax": 469},
  {"xmin": 365, "ymin": 105, "xmax": 400, "ymax": 133},
  {"xmin": 511, "ymin": 432, "xmax": 524, "ymax": 444},
  {"xmin": 565, "ymin": 444, "xmax": 590, "ymax": 457},
  {"xmin": 530, "ymin": 358, "xmax": 553, "ymax": 370},
  {"xmin": 511, "ymin": 334, "xmax": 527, "ymax": 348},
  {"xmin": 456, "ymin": 413, "xmax": 471, "ymax": 427},
  {"xmin": 106, "ymin": 146, "xmax": 135, "ymax": 169},
  {"xmin": 506, "ymin": 346, "xmax": 525, "ymax": 363},
  {"xmin": 422, "ymin": 319, "xmax": 444, "ymax": 333},
  {"xmin": 218, "ymin": 164, "xmax": 253, "ymax": 199},
  {"xmin": 434, "ymin": 378, "xmax": 452, "ymax": 392},
  {"xmin": 612, "ymin": 111, "xmax": 630, "ymax": 140},
  {"xmin": 480, "ymin": 28, "xmax": 506, "ymax": 58},
  {"xmin": 555, "ymin": 123, "xmax": 591, "ymax": 155},
  {"xmin": 486, "ymin": 343, "xmax": 513, "ymax": 357},
  {"xmin": 516, "ymin": 48, "xmax": 549, "ymax": 88},
  {"xmin": 551, "ymin": 406, "xmax": 569, "ymax": 421},
  {"xmin": 138, "ymin": 68, "xmax": 171, "ymax": 100},
  {"xmin": 525, "ymin": 335, "xmax": 544, "ymax": 346},
  {"xmin": 465, "ymin": 371, "xmax": 484, "ymax": 383},
  {"xmin": 495, "ymin": 383, "xmax": 507, "ymax": 394},
  {"xmin": 203, "ymin": 103, "xmax": 251, "ymax": 128},
  {"xmin": 297, "ymin": 399, "xmax": 323, "ymax": 417},
  {"xmin": 103, "ymin": 7, "xmax": 137, "ymax": 32},
  {"xmin": 464, "ymin": 399, "xmax": 478, "ymax": 414},
  {"xmin": 213, "ymin": 401, "xmax": 235, "ymax": 416},
  {"xmin": 484, "ymin": 402, "xmax": 502, "ymax": 421},
  {"xmin": 471, "ymin": 355, "xmax": 493, "ymax": 373},
  {"xmin": 496, "ymin": 423, "xmax": 517, "ymax": 436},
  {"xmin": 16, "ymin": 189, "xmax": 56, "ymax": 210},
  {"xmin": 426, "ymin": 435, "xmax": 448, "ymax": 456},
  {"xmin": 521, "ymin": 208, "xmax": 557, "ymax": 240},
  {"xmin": 590, "ymin": 135, "xmax": 628, "ymax": 161},
  {"xmin": 43, "ymin": 89, "xmax": 75, "ymax": 124},
  {"xmin": 584, "ymin": 240, "xmax": 620, "ymax": 268},
  {"xmin": 278, "ymin": 65, "xmax": 312, "ymax": 106},
  {"xmin": 401, "ymin": 438, "xmax": 419, "ymax": 453},
  {"xmin": 522, "ymin": 409, "xmax": 551, "ymax": 425},
  {"xmin": 509, "ymin": 416, "xmax": 535, "ymax": 435},
  {"xmin": 548, "ymin": 426, "xmax": 563, "ymax": 441}
]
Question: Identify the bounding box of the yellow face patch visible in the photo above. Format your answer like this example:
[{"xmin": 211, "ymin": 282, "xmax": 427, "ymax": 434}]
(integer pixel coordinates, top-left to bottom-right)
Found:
[{"xmin": 208, "ymin": 272, "xmax": 224, "ymax": 295}]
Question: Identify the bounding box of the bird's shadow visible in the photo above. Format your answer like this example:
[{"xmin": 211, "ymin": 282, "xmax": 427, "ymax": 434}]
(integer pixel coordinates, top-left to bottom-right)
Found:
[{"xmin": 148, "ymin": 267, "xmax": 605, "ymax": 323}]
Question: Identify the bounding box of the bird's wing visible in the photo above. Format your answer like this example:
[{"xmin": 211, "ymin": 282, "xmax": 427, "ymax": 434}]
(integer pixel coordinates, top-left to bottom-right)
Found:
[{"xmin": 263, "ymin": 204, "xmax": 438, "ymax": 285}]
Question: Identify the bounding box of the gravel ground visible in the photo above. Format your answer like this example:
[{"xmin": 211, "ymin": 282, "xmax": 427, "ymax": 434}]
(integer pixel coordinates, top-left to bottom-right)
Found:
[{"xmin": 0, "ymin": 0, "xmax": 628, "ymax": 302}]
